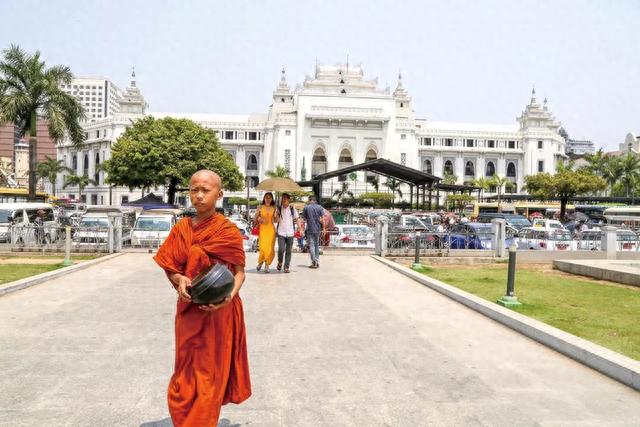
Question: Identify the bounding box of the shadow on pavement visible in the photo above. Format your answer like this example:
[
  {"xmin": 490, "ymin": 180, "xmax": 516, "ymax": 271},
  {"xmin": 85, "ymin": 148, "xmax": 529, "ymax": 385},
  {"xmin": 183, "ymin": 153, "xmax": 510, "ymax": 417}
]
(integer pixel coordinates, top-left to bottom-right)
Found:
[{"xmin": 139, "ymin": 418, "xmax": 240, "ymax": 427}]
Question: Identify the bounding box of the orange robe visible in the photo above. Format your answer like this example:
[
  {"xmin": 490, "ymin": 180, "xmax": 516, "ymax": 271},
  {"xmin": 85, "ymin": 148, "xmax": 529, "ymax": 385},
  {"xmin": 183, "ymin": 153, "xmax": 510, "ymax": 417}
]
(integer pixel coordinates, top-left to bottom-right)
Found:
[{"xmin": 153, "ymin": 214, "xmax": 251, "ymax": 427}]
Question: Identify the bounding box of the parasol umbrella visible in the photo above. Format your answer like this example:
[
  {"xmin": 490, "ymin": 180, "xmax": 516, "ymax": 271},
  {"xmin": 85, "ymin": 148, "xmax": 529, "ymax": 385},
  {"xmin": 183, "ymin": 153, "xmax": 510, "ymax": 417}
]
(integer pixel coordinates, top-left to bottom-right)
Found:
[{"xmin": 255, "ymin": 177, "xmax": 303, "ymax": 193}]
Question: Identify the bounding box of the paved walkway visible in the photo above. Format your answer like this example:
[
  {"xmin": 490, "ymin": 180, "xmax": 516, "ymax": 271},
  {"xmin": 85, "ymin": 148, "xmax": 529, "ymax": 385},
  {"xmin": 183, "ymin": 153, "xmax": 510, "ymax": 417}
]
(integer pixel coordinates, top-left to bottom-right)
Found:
[{"xmin": 0, "ymin": 252, "xmax": 639, "ymax": 426}]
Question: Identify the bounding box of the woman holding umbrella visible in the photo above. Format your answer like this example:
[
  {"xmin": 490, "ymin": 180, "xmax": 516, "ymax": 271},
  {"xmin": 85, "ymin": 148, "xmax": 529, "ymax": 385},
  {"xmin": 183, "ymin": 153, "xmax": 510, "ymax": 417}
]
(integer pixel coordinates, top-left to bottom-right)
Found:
[{"xmin": 255, "ymin": 192, "xmax": 278, "ymax": 273}]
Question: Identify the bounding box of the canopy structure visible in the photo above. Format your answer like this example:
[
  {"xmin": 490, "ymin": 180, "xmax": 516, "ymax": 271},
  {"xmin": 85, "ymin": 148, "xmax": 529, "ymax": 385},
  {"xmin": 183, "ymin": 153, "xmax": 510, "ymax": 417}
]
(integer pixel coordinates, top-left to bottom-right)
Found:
[
  {"xmin": 296, "ymin": 158, "xmax": 478, "ymax": 209},
  {"xmin": 123, "ymin": 193, "xmax": 173, "ymax": 210}
]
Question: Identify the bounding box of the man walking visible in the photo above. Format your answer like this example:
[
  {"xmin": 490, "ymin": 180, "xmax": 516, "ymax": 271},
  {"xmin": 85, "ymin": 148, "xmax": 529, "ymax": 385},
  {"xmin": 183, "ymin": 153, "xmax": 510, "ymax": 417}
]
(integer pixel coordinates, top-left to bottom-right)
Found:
[
  {"xmin": 301, "ymin": 195, "xmax": 326, "ymax": 269},
  {"xmin": 276, "ymin": 193, "xmax": 301, "ymax": 273}
]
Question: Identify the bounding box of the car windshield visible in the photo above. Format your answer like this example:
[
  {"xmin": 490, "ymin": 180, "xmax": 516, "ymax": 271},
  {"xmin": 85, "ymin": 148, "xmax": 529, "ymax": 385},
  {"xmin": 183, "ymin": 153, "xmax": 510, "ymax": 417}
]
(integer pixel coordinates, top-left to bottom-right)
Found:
[
  {"xmin": 549, "ymin": 223, "xmax": 563, "ymax": 229},
  {"xmin": 136, "ymin": 217, "xmax": 171, "ymax": 231},
  {"xmin": 506, "ymin": 217, "xmax": 531, "ymax": 227},
  {"xmin": 0, "ymin": 209, "xmax": 12, "ymax": 223},
  {"xmin": 549, "ymin": 231, "xmax": 571, "ymax": 241},
  {"xmin": 404, "ymin": 217, "xmax": 426, "ymax": 228},
  {"xmin": 342, "ymin": 226, "xmax": 369, "ymax": 235},
  {"xmin": 472, "ymin": 225, "xmax": 493, "ymax": 238},
  {"xmin": 80, "ymin": 218, "xmax": 109, "ymax": 228},
  {"xmin": 617, "ymin": 232, "xmax": 637, "ymax": 241}
]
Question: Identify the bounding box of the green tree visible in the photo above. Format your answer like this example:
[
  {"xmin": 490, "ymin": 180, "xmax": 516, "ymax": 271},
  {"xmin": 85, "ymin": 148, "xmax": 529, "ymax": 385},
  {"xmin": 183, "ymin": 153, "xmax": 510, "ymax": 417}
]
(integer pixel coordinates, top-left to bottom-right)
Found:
[
  {"xmin": 265, "ymin": 165, "xmax": 289, "ymax": 178},
  {"xmin": 584, "ymin": 148, "xmax": 608, "ymax": 177},
  {"xmin": 602, "ymin": 157, "xmax": 622, "ymax": 196},
  {"xmin": 525, "ymin": 164, "xmax": 606, "ymax": 221},
  {"xmin": 489, "ymin": 174, "xmax": 514, "ymax": 213},
  {"xmin": 471, "ymin": 177, "xmax": 491, "ymax": 202},
  {"xmin": 384, "ymin": 178, "xmax": 403, "ymax": 207},
  {"xmin": 333, "ymin": 181, "xmax": 354, "ymax": 205},
  {"xmin": 442, "ymin": 174, "xmax": 457, "ymax": 185},
  {"xmin": 63, "ymin": 173, "xmax": 97, "ymax": 201},
  {"xmin": 102, "ymin": 116, "xmax": 244, "ymax": 205},
  {"xmin": 36, "ymin": 155, "xmax": 71, "ymax": 197},
  {"xmin": 359, "ymin": 192, "xmax": 393, "ymax": 208},
  {"xmin": 618, "ymin": 153, "xmax": 640, "ymax": 199},
  {"xmin": 369, "ymin": 175, "xmax": 380, "ymax": 192},
  {"xmin": 0, "ymin": 45, "xmax": 85, "ymax": 200}
]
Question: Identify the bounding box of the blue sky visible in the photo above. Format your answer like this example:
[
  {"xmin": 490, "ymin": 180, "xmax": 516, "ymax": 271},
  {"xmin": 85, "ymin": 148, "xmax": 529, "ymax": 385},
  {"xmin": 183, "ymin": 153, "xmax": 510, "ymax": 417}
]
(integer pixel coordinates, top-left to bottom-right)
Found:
[{"xmin": 1, "ymin": 0, "xmax": 638, "ymax": 150}]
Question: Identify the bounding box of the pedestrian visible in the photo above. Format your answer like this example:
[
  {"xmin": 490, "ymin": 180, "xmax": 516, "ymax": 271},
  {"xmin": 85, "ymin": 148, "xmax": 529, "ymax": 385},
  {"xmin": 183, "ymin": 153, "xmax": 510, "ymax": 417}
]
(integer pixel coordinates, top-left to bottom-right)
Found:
[
  {"xmin": 276, "ymin": 193, "xmax": 301, "ymax": 273},
  {"xmin": 301, "ymin": 195, "xmax": 326, "ymax": 269},
  {"xmin": 255, "ymin": 192, "xmax": 278, "ymax": 273},
  {"xmin": 34, "ymin": 209, "xmax": 46, "ymax": 245},
  {"xmin": 153, "ymin": 169, "xmax": 251, "ymax": 427}
]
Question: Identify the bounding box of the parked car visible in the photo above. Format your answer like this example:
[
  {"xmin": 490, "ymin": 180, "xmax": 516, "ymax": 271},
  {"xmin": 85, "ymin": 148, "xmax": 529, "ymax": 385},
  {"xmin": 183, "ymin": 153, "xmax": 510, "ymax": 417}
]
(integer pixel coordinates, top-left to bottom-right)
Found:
[
  {"xmin": 575, "ymin": 229, "xmax": 639, "ymax": 251},
  {"xmin": 531, "ymin": 218, "xmax": 566, "ymax": 232},
  {"xmin": 131, "ymin": 210, "xmax": 177, "ymax": 247},
  {"xmin": 517, "ymin": 227, "xmax": 574, "ymax": 250},
  {"xmin": 230, "ymin": 219, "xmax": 258, "ymax": 252},
  {"xmin": 448, "ymin": 223, "xmax": 506, "ymax": 250},
  {"xmin": 476, "ymin": 213, "xmax": 531, "ymax": 230},
  {"xmin": 0, "ymin": 202, "xmax": 58, "ymax": 245},
  {"xmin": 330, "ymin": 224, "xmax": 375, "ymax": 248},
  {"xmin": 73, "ymin": 213, "xmax": 110, "ymax": 246}
]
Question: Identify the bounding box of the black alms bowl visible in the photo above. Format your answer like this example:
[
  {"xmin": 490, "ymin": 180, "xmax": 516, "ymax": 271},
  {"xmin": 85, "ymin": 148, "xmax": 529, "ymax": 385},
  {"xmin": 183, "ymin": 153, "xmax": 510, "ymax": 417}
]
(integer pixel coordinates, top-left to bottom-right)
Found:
[{"xmin": 189, "ymin": 263, "xmax": 235, "ymax": 305}]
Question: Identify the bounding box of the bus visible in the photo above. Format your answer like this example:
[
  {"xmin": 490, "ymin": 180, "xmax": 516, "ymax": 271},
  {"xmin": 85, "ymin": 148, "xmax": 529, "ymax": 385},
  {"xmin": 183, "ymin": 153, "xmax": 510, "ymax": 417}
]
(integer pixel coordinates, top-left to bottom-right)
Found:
[
  {"xmin": 603, "ymin": 206, "xmax": 640, "ymax": 230},
  {"xmin": 0, "ymin": 187, "xmax": 49, "ymax": 203},
  {"xmin": 463, "ymin": 202, "xmax": 516, "ymax": 218},
  {"xmin": 513, "ymin": 203, "xmax": 575, "ymax": 219}
]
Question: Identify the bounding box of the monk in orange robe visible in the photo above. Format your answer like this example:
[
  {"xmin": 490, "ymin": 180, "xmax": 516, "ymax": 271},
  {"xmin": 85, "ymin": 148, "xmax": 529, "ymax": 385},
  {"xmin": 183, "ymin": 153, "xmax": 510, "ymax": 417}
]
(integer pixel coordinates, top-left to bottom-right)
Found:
[{"xmin": 154, "ymin": 170, "xmax": 251, "ymax": 427}]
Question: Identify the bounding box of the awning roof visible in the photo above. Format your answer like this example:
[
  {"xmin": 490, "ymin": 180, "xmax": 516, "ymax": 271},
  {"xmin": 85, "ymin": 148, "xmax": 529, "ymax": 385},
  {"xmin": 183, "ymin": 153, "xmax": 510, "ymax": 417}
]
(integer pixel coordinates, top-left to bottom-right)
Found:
[{"xmin": 307, "ymin": 158, "xmax": 440, "ymax": 186}]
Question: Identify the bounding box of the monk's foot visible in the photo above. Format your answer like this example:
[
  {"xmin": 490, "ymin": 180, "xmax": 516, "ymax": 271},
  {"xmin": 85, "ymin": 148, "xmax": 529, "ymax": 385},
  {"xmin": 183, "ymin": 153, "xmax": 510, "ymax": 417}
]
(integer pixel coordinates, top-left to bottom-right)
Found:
[{"xmin": 256, "ymin": 263, "xmax": 262, "ymax": 271}]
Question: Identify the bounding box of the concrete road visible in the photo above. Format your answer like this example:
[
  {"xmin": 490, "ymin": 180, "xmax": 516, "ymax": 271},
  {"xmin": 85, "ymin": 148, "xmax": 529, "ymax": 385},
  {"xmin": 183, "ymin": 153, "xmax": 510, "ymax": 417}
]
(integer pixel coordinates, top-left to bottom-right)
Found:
[{"xmin": 0, "ymin": 252, "xmax": 639, "ymax": 427}]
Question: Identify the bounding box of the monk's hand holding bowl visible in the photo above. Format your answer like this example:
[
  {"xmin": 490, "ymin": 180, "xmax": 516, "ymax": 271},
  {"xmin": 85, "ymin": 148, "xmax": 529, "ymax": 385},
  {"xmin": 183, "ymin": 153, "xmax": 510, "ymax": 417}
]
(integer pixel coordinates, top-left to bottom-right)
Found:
[
  {"xmin": 198, "ymin": 292, "xmax": 235, "ymax": 312},
  {"xmin": 173, "ymin": 274, "xmax": 192, "ymax": 302}
]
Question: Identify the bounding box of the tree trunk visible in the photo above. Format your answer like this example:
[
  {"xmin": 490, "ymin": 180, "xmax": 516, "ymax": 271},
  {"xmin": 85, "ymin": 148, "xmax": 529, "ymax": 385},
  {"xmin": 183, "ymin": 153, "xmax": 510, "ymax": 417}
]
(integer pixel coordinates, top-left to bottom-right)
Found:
[
  {"xmin": 560, "ymin": 196, "xmax": 568, "ymax": 222},
  {"xmin": 168, "ymin": 177, "xmax": 178, "ymax": 205},
  {"xmin": 28, "ymin": 111, "xmax": 38, "ymax": 201},
  {"xmin": 52, "ymin": 177, "xmax": 56, "ymax": 197}
]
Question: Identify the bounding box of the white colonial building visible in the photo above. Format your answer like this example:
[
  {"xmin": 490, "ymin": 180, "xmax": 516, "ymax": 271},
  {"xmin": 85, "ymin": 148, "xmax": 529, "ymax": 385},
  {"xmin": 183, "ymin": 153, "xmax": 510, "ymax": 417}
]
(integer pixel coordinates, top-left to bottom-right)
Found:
[{"xmin": 57, "ymin": 63, "xmax": 567, "ymax": 205}]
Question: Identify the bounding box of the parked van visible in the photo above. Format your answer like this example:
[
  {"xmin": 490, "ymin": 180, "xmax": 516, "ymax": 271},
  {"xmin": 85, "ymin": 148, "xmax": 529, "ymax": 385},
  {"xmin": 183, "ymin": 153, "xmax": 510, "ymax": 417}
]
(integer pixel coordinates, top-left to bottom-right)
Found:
[
  {"xmin": 130, "ymin": 210, "xmax": 177, "ymax": 247},
  {"xmin": 476, "ymin": 213, "xmax": 531, "ymax": 230},
  {"xmin": 0, "ymin": 202, "xmax": 58, "ymax": 245},
  {"xmin": 73, "ymin": 206, "xmax": 131, "ymax": 247}
]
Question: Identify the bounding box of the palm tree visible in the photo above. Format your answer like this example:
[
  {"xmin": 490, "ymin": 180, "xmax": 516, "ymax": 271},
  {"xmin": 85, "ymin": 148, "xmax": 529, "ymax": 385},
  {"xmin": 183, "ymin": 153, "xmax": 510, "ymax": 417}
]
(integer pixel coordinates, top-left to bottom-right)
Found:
[
  {"xmin": 63, "ymin": 173, "xmax": 97, "ymax": 202},
  {"xmin": 584, "ymin": 148, "xmax": 608, "ymax": 177},
  {"xmin": 602, "ymin": 157, "xmax": 623, "ymax": 196},
  {"xmin": 333, "ymin": 181, "xmax": 354, "ymax": 205},
  {"xmin": 0, "ymin": 45, "xmax": 85, "ymax": 201},
  {"xmin": 265, "ymin": 165, "xmax": 289, "ymax": 178},
  {"xmin": 490, "ymin": 174, "xmax": 514, "ymax": 212},
  {"xmin": 370, "ymin": 175, "xmax": 380, "ymax": 192},
  {"xmin": 384, "ymin": 178, "xmax": 403, "ymax": 207},
  {"xmin": 36, "ymin": 155, "xmax": 71, "ymax": 197},
  {"xmin": 472, "ymin": 177, "xmax": 491, "ymax": 202},
  {"xmin": 619, "ymin": 153, "xmax": 640, "ymax": 199}
]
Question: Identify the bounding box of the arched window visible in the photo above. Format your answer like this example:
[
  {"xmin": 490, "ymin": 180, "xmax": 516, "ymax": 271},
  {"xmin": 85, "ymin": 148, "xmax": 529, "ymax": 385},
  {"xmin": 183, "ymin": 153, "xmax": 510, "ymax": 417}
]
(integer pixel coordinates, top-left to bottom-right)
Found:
[
  {"xmin": 72, "ymin": 154, "xmax": 77, "ymax": 172},
  {"xmin": 311, "ymin": 147, "xmax": 327, "ymax": 178},
  {"xmin": 83, "ymin": 154, "xmax": 89, "ymax": 177},
  {"xmin": 246, "ymin": 154, "xmax": 258, "ymax": 172},
  {"xmin": 465, "ymin": 161, "xmax": 475, "ymax": 177},
  {"xmin": 422, "ymin": 159, "xmax": 432, "ymax": 175},
  {"xmin": 507, "ymin": 162, "xmax": 516, "ymax": 178},
  {"xmin": 94, "ymin": 152, "xmax": 100, "ymax": 184},
  {"xmin": 444, "ymin": 160, "xmax": 454, "ymax": 176},
  {"xmin": 338, "ymin": 148, "xmax": 353, "ymax": 181},
  {"xmin": 485, "ymin": 161, "xmax": 496, "ymax": 177},
  {"xmin": 365, "ymin": 149, "xmax": 377, "ymax": 182}
]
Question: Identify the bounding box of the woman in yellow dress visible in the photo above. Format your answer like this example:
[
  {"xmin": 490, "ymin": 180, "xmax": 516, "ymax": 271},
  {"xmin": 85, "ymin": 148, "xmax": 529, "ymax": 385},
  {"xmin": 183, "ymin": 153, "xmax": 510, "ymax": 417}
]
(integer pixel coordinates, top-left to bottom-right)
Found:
[{"xmin": 256, "ymin": 192, "xmax": 278, "ymax": 273}]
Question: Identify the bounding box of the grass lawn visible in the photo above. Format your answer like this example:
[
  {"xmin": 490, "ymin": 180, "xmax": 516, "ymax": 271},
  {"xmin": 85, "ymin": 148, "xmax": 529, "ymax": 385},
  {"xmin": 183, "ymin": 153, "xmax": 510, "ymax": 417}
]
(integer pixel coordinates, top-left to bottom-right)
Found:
[
  {"xmin": 0, "ymin": 263, "xmax": 66, "ymax": 285},
  {"xmin": 419, "ymin": 264, "xmax": 640, "ymax": 360}
]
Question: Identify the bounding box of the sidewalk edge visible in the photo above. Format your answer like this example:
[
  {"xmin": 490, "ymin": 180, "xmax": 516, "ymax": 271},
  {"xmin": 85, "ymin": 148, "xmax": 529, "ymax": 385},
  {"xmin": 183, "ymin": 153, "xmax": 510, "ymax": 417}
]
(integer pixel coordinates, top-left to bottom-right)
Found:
[
  {"xmin": 0, "ymin": 253, "xmax": 124, "ymax": 297},
  {"xmin": 371, "ymin": 255, "xmax": 640, "ymax": 391}
]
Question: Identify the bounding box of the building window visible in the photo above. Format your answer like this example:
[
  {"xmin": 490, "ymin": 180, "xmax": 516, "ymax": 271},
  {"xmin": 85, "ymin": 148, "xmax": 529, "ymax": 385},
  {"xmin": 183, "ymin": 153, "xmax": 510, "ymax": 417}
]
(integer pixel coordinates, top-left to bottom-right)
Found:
[
  {"xmin": 95, "ymin": 152, "xmax": 100, "ymax": 183},
  {"xmin": 487, "ymin": 140, "xmax": 495, "ymax": 148},
  {"xmin": 538, "ymin": 160, "xmax": 544, "ymax": 172},
  {"xmin": 507, "ymin": 162, "xmax": 516, "ymax": 178},
  {"xmin": 400, "ymin": 134, "xmax": 406, "ymax": 140},
  {"xmin": 422, "ymin": 159, "xmax": 432, "ymax": 175},
  {"xmin": 508, "ymin": 140, "xmax": 516, "ymax": 149},
  {"xmin": 537, "ymin": 140, "xmax": 543, "ymax": 149},
  {"xmin": 83, "ymin": 154, "xmax": 89, "ymax": 177},
  {"xmin": 400, "ymin": 153, "xmax": 406, "ymax": 165},
  {"xmin": 121, "ymin": 195, "xmax": 129, "ymax": 204},
  {"xmin": 338, "ymin": 148, "xmax": 354, "ymax": 181},
  {"xmin": 95, "ymin": 130, "xmax": 100, "ymax": 138},
  {"xmin": 485, "ymin": 161, "xmax": 496, "ymax": 177},
  {"xmin": 248, "ymin": 132, "xmax": 258, "ymax": 141},
  {"xmin": 224, "ymin": 131, "xmax": 234, "ymax": 140},
  {"xmin": 466, "ymin": 139, "xmax": 474, "ymax": 148},
  {"xmin": 312, "ymin": 147, "xmax": 327, "ymax": 178},
  {"xmin": 284, "ymin": 149, "xmax": 291, "ymax": 174},
  {"xmin": 72, "ymin": 154, "xmax": 78, "ymax": 171},
  {"xmin": 285, "ymin": 130, "xmax": 291, "ymax": 136},
  {"xmin": 91, "ymin": 194, "xmax": 98, "ymax": 205},
  {"xmin": 445, "ymin": 138, "xmax": 454, "ymax": 147},
  {"xmin": 464, "ymin": 161, "xmax": 475, "ymax": 176},
  {"xmin": 422, "ymin": 137, "xmax": 432, "ymax": 146},
  {"xmin": 246, "ymin": 154, "xmax": 258, "ymax": 174},
  {"xmin": 400, "ymin": 102, "xmax": 404, "ymax": 108},
  {"xmin": 444, "ymin": 160, "xmax": 454, "ymax": 175}
]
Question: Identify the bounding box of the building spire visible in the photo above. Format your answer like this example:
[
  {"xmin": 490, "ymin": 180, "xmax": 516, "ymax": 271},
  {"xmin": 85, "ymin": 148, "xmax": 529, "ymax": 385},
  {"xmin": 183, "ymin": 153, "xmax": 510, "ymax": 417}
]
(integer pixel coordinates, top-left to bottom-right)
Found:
[
  {"xmin": 530, "ymin": 86, "xmax": 537, "ymax": 104},
  {"xmin": 130, "ymin": 66, "xmax": 136, "ymax": 88},
  {"xmin": 281, "ymin": 65, "xmax": 286, "ymax": 83}
]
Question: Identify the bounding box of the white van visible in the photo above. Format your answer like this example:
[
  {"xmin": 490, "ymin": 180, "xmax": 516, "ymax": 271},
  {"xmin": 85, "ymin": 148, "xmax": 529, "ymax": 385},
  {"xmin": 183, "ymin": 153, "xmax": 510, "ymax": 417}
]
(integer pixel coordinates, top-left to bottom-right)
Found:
[
  {"xmin": 130, "ymin": 210, "xmax": 177, "ymax": 247},
  {"xmin": 0, "ymin": 203, "xmax": 58, "ymax": 245}
]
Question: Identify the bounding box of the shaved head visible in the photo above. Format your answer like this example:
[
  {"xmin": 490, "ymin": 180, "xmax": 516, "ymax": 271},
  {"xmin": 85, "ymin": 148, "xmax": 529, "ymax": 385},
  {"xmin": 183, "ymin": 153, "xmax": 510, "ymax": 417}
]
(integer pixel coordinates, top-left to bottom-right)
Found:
[{"xmin": 190, "ymin": 169, "xmax": 222, "ymax": 189}]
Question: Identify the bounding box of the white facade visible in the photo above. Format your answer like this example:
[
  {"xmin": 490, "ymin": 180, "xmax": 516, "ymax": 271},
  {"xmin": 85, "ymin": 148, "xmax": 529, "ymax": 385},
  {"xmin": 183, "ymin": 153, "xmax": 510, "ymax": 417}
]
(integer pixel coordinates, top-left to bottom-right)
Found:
[
  {"xmin": 566, "ymin": 138, "xmax": 595, "ymax": 155},
  {"xmin": 57, "ymin": 63, "xmax": 568, "ymax": 205},
  {"xmin": 60, "ymin": 77, "xmax": 123, "ymax": 122},
  {"xmin": 618, "ymin": 132, "xmax": 640, "ymax": 154}
]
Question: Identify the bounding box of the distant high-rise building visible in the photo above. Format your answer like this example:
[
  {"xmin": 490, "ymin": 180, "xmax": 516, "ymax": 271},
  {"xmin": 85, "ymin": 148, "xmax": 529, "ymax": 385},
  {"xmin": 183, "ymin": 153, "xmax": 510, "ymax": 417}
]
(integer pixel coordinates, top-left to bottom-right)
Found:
[
  {"xmin": 566, "ymin": 138, "xmax": 595, "ymax": 155},
  {"xmin": 59, "ymin": 77, "xmax": 123, "ymax": 121}
]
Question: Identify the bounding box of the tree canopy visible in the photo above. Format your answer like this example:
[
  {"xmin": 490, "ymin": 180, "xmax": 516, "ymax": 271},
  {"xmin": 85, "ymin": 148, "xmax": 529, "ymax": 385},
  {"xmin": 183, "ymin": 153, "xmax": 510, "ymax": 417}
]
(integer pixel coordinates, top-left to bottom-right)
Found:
[{"xmin": 103, "ymin": 116, "xmax": 244, "ymax": 204}]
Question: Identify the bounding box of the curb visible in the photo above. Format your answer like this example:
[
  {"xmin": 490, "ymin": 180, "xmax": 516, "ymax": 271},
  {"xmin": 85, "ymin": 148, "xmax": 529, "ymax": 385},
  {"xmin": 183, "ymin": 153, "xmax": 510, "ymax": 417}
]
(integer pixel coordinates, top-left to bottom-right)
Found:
[
  {"xmin": 0, "ymin": 252, "xmax": 124, "ymax": 297},
  {"xmin": 372, "ymin": 255, "xmax": 640, "ymax": 391}
]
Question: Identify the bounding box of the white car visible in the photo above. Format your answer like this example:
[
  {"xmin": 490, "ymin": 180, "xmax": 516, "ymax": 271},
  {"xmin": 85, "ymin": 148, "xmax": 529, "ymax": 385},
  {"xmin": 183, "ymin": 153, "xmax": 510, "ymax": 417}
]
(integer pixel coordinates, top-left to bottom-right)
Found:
[
  {"xmin": 517, "ymin": 227, "xmax": 575, "ymax": 251},
  {"xmin": 531, "ymin": 219, "xmax": 566, "ymax": 232},
  {"xmin": 1, "ymin": 202, "xmax": 59, "ymax": 245},
  {"xmin": 230, "ymin": 219, "xmax": 258, "ymax": 252},
  {"xmin": 330, "ymin": 224, "xmax": 375, "ymax": 248},
  {"xmin": 73, "ymin": 214, "xmax": 110, "ymax": 247},
  {"xmin": 131, "ymin": 214, "xmax": 175, "ymax": 247},
  {"xmin": 575, "ymin": 229, "xmax": 639, "ymax": 251}
]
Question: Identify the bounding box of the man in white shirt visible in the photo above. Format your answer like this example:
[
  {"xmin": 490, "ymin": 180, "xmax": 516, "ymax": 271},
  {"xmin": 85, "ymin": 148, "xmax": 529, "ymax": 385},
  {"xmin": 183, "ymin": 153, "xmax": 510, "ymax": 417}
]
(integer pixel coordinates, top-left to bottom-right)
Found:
[{"xmin": 276, "ymin": 193, "xmax": 302, "ymax": 273}]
